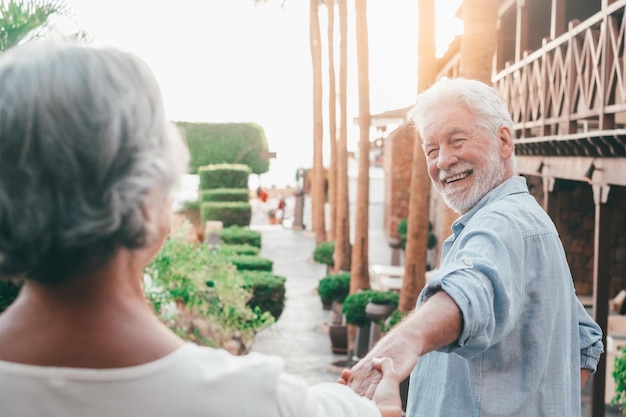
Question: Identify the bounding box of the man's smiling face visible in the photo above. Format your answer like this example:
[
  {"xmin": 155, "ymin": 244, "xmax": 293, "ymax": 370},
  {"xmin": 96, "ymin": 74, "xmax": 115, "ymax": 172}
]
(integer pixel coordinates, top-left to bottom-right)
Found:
[{"xmin": 421, "ymin": 105, "xmax": 507, "ymax": 214}]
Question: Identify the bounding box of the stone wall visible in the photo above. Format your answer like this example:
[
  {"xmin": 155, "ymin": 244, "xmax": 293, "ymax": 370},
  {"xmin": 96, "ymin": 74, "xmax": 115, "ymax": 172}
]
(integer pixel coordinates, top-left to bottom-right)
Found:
[{"xmin": 383, "ymin": 124, "xmax": 414, "ymax": 243}]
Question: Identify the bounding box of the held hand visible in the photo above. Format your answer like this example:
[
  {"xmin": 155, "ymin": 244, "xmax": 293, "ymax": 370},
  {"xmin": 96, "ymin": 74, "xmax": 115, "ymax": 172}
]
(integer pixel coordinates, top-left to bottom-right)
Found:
[
  {"xmin": 371, "ymin": 357, "xmax": 403, "ymax": 417},
  {"xmin": 345, "ymin": 355, "xmax": 384, "ymax": 399}
]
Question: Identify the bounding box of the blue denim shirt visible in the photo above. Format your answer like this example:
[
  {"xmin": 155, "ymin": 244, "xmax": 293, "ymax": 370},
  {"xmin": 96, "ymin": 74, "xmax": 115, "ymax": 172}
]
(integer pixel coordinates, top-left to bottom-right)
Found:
[{"xmin": 406, "ymin": 176, "xmax": 603, "ymax": 417}]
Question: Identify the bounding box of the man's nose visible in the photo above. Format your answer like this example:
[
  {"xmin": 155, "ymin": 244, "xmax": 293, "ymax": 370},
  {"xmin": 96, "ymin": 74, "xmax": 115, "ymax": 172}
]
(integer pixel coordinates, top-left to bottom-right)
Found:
[{"xmin": 437, "ymin": 146, "xmax": 458, "ymax": 170}]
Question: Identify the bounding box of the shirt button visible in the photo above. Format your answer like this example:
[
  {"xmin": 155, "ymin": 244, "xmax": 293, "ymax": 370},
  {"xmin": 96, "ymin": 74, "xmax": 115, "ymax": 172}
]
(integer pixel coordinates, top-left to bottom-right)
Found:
[{"xmin": 463, "ymin": 258, "xmax": 473, "ymax": 267}]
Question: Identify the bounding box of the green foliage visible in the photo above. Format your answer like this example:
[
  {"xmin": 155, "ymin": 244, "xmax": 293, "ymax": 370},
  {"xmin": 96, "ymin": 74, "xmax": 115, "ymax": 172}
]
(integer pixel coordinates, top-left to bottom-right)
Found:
[
  {"xmin": 0, "ymin": 280, "xmax": 22, "ymax": 313},
  {"xmin": 217, "ymin": 244, "xmax": 260, "ymax": 256},
  {"xmin": 342, "ymin": 290, "xmax": 399, "ymax": 327},
  {"xmin": 178, "ymin": 122, "xmax": 270, "ymax": 175},
  {"xmin": 201, "ymin": 201, "xmax": 251, "ymax": 228},
  {"xmin": 227, "ymin": 255, "xmax": 273, "ymax": 272},
  {"xmin": 313, "ymin": 241, "xmax": 335, "ymax": 266},
  {"xmin": 198, "ymin": 164, "xmax": 251, "ymax": 190},
  {"xmin": 381, "ymin": 308, "xmax": 409, "ymax": 334},
  {"xmin": 239, "ymin": 271, "xmax": 286, "ymax": 321},
  {"xmin": 613, "ymin": 347, "xmax": 626, "ymax": 414},
  {"xmin": 219, "ymin": 226, "xmax": 262, "ymax": 248},
  {"xmin": 317, "ymin": 273, "xmax": 350, "ymax": 304},
  {"xmin": 144, "ymin": 233, "xmax": 273, "ymax": 349},
  {"xmin": 200, "ymin": 188, "xmax": 249, "ymax": 203},
  {"xmin": 398, "ymin": 219, "xmax": 437, "ymax": 250},
  {"xmin": 0, "ymin": 0, "xmax": 79, "ymax": 51}
]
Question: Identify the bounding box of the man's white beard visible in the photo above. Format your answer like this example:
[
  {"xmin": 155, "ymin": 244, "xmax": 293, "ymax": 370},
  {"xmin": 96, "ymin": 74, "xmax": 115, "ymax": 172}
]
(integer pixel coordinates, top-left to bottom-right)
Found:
[{"xmin": 436, "ymin": 146, "xmax": 506, "ymax": 214}]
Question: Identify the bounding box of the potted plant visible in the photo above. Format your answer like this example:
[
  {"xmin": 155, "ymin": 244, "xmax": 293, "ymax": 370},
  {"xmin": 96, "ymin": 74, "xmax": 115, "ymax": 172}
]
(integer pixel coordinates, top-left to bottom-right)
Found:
[
  {"xmin": 342, "ymin": 290, "xmax": 399, "ymax": 358},
  {"xmin": 317, "ymin": 273, "xmax": 351, "ymax": 354},
  {"xmin": 612, "ymin": 347, "xmax": 626, "ymax": 415},
  {"xmin": 317, "ymin": 272, "xmax": 350, "ymax": 312},
  {"xmin": 313, "ymin": 241, "xmax": 335, "ymax": 274},
  {"xmin": 267, "ymin": 208, "xmax": 279, "ymax": 224}
]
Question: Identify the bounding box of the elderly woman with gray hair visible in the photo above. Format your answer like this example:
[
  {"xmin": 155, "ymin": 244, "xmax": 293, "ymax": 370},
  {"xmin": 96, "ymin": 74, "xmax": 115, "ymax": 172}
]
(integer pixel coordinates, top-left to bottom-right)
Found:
[{"xmin": 0, "ymin": 41, "xmax": 401, "ymax": 417}]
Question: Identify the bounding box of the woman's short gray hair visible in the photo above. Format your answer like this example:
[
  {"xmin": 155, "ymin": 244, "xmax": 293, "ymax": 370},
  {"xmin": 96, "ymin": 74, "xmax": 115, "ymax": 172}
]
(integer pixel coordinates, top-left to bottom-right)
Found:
[
  {"xmin": 407, "ymin": 77, "xmax": 514, "ymax": 140},
  {"xmin": 0, "ymin": 40, "xmax": 189, "ymax": 284}
]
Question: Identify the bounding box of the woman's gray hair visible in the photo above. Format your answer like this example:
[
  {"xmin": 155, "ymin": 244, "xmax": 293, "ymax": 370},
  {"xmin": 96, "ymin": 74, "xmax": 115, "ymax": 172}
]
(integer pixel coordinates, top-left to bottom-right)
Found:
[
  {"xmin": 0, "ymin": 40, "xmax": 189, "ymax": 284},
  {"xmin": 407, "ymin": 77, "xmax": 515, "ymax": 139}
]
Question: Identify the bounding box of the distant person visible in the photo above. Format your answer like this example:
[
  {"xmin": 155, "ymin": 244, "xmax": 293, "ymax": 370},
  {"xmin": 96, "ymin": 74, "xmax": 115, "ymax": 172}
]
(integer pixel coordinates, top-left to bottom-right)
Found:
[
  {"xmin": 0, "ymin": 40, "xmax": 402, "ymax": 417},
  {"xmin": 341, "ymin": 78, "xmax": 603, "ymax": 416},
  {"xmin": 257, "ymin": 186, "xmax": 269, "ymax": 203},
  {"xmin": 276, "ymin": 195, "xmax": 287, "ymax": 219}
]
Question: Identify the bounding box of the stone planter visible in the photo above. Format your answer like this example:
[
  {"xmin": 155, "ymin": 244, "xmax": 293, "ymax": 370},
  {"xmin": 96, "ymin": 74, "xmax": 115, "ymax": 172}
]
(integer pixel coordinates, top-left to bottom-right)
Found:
[{"xmin": 329, "ymin": 324, "xmax": 348, "ymax": 354}]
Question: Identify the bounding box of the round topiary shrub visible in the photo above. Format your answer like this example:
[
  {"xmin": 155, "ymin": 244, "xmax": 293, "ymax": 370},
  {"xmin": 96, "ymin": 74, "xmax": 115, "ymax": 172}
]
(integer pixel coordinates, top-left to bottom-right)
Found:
[
  {"xmin": 342, "ymin": 290, "xmax": 399, "ymax": 327},
  {"xmin": 313, "ymin": 241, "xmax": 335, "ymax": 267},
  {"xmin": 317, "ymin": 273, "xmax": 350, "ymax": 305}
]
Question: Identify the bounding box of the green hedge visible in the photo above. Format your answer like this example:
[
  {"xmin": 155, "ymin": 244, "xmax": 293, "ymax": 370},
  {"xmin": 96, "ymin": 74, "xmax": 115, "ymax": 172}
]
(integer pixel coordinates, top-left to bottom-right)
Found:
[
  {"xmin": 198, "ymin": 164, "xmax": 251, "ymax": 190},
  {"xmin": 240, "ymin": 271, "xmax": 286, "ymax": 320},
  {"xmin": 201, "ymin": 202, "xmax": 251, "ymax": 228},
  {"xmin": 217, "ymin": 244, "xmax": 260, "ymax": 256},
  {"xmin": 228, "ymin": 255, "xmax": 273, "ymax": 272},
  {"xmin": 201, "ymin": 188, "xmax": 249, "ymax": 203},
  {"xmin": 219, "ymin": 226, "xmax": 262, "ymax": 248}
]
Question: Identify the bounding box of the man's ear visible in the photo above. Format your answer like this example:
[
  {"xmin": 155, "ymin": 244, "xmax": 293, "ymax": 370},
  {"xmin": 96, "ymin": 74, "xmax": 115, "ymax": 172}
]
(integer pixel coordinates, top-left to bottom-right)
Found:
[{"xmin": 498, "ymin": 126, "xmax": 514, "ymax": 159}]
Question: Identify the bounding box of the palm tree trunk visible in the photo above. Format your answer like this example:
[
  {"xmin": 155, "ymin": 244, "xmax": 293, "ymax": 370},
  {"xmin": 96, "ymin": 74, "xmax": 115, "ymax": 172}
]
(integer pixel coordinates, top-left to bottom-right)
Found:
[
  {"xmin": 435, "ymin": 0, "xmax": 499, "ymax": 256},
  {"xmin": 326, "ymin": 0, "xmax": 337, "ymax": 245},
  {"xmin": 399, "ymin": 0, "xmax": 436, "ymax": 312},
  {"xmin": 310, "ymin": 0, "xmax": 327, "ymax": 245},
  {"xmin": 350, "ymin": 0, "xmax": 371, "ymax": 293},
  {"xmin": 333, "ymin": 0, "xmax": 351, "ymax": 273}
]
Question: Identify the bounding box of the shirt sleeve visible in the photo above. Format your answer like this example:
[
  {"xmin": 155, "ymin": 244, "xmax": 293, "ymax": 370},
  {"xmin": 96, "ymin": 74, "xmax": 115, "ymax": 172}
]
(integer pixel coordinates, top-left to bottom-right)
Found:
[
  {"xmin": 275, "ymin": 373, "xmax": 381, "ymax": 417},
  {"xmin": 576, "ymin": 299, "xmax": 604, "ymax": 372},
  {"xmin": 421, "ymin": 211, "xmax": 526, "ymax": 359}
]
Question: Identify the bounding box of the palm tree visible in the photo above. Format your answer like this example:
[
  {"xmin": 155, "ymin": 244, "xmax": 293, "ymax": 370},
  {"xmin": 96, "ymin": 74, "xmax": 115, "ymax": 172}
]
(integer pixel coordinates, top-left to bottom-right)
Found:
[
  {"xmin": 349, "ymin": 0, "xmax": 370, "ymax": 293},
  {"xmin": 332, "ymin": 0, "xmax": 351, "ymax": 273},
  {"xmin": 0, "ymin": 0, "xmax": 81, "ymax": 51},
  {"xmin": 435, "ymin": 0, "xmax": 499, "ymax": 260},
  {"xmin": 326, "ymin": 0, "xmax": 337, "ymax": 244},
  {"xmin": 309, "ymin": 0, "xmax": 326, "ymax": 245},
  {"xmin": 398, "ymin": 0, "xmax": 436, "ymax": 312}
]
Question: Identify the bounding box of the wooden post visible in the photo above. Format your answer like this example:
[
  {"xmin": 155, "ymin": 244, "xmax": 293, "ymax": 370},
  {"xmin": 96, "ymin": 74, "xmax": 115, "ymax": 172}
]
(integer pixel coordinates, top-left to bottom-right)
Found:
[{"xmin": 591, "ymin": 184, "xmax": 611, "ymax": 417}]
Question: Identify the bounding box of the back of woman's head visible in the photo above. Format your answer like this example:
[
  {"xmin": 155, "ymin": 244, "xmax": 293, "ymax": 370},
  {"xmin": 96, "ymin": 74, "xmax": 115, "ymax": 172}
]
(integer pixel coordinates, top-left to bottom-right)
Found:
[{"xmin": 0, "ymin": 40, "xmax": 189, "ymax": 284}]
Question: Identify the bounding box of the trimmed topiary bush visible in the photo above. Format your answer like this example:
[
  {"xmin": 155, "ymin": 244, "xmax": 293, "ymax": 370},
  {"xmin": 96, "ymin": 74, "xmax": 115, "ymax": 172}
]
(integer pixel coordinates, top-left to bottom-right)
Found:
[
  {"xmin": 317, "ymin": 273, "xmax": 350, "ymax": 305},
  {"xmin": 177, "ymin": 122, "xmax": 270, "ymax": 175},
  {"xmin": 200, "ymin": 188, "xmax": 250, "ymax": 203},
  {"xmin": 219, "ymin": 226, "xmax": 262, "ymax": 248},
  {"xmin": 240, "ymin": 271, "xmax": 286, "ymax": 321},
  {"xmin": 313, "ymin": 241, "xmax": 335, "ymax": 267},
  {"xmin": 228, "ymin": 255, "xmax": 273, "ymax": 272},
  {"xmin": 343, "ymin": 290, "xmax": 399, "ymax": 327},
  {"xmin": 198, "ymin": 164, "xmax": 250, "ymax": 190},
  {"xmin": 217, "ymin": 244, "xmax": 260, "ymax": 256},
  {"xmin": 201, "ymin": 201, "xmax": 251, "ymax": 228}
]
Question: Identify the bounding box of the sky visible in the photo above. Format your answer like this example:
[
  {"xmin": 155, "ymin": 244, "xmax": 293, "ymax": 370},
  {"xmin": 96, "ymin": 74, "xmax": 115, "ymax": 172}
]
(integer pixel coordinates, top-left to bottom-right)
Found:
[{"xmin": 58, "ymin": 0, "xmax": 462, "ymax": 188}]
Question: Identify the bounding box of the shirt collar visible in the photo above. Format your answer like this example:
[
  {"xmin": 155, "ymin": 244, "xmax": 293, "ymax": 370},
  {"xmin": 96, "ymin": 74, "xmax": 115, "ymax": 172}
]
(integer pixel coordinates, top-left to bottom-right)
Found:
[{"xmin": 451, "ymin": 176, "xmax": 529, "ymax": 234}]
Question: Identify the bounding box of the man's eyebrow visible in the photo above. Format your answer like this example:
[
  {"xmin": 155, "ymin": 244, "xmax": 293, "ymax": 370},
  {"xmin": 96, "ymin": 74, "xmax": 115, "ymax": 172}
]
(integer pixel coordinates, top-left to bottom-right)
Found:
[{"xmin": 446, "ymin": 126, "xmax": 468, "ymax": 138}]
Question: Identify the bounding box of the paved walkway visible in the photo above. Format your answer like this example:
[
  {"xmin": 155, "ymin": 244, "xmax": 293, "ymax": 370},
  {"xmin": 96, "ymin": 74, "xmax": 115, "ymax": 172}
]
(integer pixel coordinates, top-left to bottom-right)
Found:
[{"xmin": 248, "ymin": 196, "xmax": 622, "ymax": 417}]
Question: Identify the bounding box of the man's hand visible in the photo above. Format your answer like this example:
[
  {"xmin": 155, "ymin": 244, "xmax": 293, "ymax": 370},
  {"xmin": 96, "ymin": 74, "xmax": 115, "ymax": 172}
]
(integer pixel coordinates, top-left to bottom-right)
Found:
[
  {"xmin": 339, "ymin": 358, "xmax": 403, "ymax": 417},
  {"xmin": 338, "ymin": 356, "xmax": 384, "ymax": 399}
]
